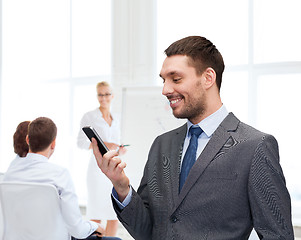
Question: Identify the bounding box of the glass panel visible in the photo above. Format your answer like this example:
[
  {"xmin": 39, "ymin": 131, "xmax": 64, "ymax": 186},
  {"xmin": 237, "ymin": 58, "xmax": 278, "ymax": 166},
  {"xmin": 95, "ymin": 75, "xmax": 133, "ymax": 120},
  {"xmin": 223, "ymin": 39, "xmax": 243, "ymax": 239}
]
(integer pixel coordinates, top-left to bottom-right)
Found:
[
  {"xmin": 257, "ymin": 74, "xmax": 301, "ymax": 222},
  {"xmin": 1, "ymin": 0, "xmax": 70, "ymax": 170},
  {"xmin": 72, "ymin": 0, "xmax": 111, "ymax": 77},
  {"xmin": 254, "ymin": 0, "xmax": 301, "ymax": 63},
  {"xmin": 71, "ymin": 83, "xmax": 99, "ymax": 203},
  {"xmin": 221, "ymin": 71, "xmax": 249, "ymax": 123},
  {"xmin": 157, "ymin": 0, "xmax": 248, "ymax": 73},
  {"xmin": 0, "ymin": 81, "xmax": 70, "ymax": 169},
  {"xmin": 2, "ymin": 0, "xmax": 70, "ymax": 81}
]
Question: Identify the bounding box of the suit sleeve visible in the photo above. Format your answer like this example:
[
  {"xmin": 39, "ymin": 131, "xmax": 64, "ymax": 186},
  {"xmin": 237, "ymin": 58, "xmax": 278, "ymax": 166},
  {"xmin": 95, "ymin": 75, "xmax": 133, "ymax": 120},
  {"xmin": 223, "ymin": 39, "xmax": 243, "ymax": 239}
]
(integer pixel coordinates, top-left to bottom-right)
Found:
[
  {"xmin": 112, "ymin": 165, "xmax": 153, "ymax": 240},
  {"xmin": 248, "ymin": 134, "xmax": 294, "ymax": 239}
]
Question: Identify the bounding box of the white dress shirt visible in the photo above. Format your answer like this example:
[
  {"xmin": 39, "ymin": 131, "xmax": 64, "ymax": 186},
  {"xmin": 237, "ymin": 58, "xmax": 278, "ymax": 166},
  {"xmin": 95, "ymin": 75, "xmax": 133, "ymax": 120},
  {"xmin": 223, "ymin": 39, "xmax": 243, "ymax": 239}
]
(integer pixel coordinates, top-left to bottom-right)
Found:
[
  {"xmin": 3, "ymin": 153, "xmax": 98, "ymax": 239},
  {"xmin": 181, "ymin": 104, "xmax": 229, "ymax": 166}
]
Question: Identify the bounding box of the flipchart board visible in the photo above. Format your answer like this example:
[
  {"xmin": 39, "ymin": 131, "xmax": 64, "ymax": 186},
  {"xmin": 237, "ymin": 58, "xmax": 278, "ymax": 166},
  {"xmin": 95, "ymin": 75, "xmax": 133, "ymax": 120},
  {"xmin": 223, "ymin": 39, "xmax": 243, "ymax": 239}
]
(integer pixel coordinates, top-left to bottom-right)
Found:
[{"xmin": 120, "ymin": 86, "xmax": 185, "ymax": 189}]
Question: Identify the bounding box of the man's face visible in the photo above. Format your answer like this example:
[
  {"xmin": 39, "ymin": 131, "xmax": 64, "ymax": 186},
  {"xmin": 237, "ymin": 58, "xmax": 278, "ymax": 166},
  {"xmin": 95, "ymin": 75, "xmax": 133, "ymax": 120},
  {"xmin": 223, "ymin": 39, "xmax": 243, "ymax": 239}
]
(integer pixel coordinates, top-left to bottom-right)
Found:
[{"xmin": 160, "ymin": 55, "xmax": 207, "ymax": 124}]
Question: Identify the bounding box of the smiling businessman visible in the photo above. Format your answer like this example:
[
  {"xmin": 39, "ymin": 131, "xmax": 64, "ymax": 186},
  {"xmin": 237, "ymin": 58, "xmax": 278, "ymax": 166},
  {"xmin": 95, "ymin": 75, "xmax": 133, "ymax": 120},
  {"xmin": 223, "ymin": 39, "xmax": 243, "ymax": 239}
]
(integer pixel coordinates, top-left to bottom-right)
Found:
[{"xmin": 91, "ymin": 36, "xmax": 294, "ymax": 240}]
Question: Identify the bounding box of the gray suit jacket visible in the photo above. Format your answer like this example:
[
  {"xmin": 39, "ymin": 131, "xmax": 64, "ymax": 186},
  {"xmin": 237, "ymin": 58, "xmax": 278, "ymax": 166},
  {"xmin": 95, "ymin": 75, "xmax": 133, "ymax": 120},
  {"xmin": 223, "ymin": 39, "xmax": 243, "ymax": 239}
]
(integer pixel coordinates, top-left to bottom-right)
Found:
[{"xmin": 113, "ymin": 113, "xmax": 294, "ymax": 240}]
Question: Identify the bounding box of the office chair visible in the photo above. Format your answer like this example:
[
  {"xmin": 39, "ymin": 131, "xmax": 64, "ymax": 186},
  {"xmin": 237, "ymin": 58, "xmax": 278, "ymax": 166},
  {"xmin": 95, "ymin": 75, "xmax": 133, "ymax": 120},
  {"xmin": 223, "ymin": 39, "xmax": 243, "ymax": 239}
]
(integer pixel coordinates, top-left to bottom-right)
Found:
[{"xmin": 0, "ymin": 181, "xmax": 69, "ymax": 240}]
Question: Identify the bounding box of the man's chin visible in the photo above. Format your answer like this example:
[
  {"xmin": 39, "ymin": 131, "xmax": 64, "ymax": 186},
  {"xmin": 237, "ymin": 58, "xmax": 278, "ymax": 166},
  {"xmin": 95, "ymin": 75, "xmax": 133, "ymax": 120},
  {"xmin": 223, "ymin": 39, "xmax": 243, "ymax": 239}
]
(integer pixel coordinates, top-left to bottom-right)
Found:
[{"xmin": 171, "ymin": 111, "xmax": 187, "ymax": 119}]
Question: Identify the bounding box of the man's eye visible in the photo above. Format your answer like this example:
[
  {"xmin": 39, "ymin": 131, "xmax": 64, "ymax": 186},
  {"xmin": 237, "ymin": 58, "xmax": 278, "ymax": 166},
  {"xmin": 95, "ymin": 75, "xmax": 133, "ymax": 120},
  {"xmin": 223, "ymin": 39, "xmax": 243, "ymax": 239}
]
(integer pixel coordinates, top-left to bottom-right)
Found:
[{"xmin": 173, "ymin": 78, "xmax": 181, "ymax": 82}]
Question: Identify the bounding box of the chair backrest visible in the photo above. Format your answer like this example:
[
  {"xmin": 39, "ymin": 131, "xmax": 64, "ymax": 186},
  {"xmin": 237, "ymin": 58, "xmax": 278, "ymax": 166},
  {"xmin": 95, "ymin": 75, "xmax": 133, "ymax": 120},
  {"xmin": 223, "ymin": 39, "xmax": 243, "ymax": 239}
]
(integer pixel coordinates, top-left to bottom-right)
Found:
[{"xmin": 0, "ymin": 181, "xmax": 69, "ymax": 240}]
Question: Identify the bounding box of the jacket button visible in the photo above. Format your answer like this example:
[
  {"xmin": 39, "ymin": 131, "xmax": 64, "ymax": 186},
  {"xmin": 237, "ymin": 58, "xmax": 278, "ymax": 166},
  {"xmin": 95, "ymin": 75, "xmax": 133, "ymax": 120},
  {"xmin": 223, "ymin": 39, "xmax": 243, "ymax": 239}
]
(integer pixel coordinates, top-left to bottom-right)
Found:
[{"xmin": 170, "ymin": 216, "xmax": 178, "ymax": 223}]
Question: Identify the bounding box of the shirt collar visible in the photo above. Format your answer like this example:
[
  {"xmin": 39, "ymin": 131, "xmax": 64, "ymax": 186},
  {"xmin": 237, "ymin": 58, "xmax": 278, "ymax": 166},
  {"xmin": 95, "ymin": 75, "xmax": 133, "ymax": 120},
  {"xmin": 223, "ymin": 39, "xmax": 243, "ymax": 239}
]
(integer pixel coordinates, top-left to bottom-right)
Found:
[
  {"xmin": 26, "ymin": 152, "xmax": 49, "ymax": 162},
  {"xmin": 97, "ymin": 107, "xmax": 115, "ymax": 120},
  {"xmin": 186, "ymin": 105, "xmax": 229, "ymax": 137}
]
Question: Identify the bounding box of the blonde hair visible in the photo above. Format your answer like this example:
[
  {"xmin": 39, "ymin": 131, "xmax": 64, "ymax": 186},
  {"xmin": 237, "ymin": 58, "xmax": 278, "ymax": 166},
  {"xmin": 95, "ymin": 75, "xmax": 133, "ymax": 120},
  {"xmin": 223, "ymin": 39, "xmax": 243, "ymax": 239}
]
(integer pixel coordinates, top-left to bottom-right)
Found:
[{"xmin": 96, "ymin": 81, "xmax": 110, "ymax": 89}]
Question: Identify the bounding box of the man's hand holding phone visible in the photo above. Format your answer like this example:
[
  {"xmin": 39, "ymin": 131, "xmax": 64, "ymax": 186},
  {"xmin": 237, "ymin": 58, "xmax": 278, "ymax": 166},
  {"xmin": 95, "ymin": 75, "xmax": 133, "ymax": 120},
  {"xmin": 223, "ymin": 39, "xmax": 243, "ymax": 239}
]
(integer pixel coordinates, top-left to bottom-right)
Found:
[{"xmin": 91, "ymin": 138, "xmax": 130, "ymax": 202}]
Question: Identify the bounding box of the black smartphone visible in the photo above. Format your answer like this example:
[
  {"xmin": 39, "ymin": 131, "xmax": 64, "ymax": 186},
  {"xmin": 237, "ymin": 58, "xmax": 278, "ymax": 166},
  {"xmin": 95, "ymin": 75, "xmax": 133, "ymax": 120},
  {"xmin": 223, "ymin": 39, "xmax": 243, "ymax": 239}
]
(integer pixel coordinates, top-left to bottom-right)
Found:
[{"xmin": 82, "ymin": 126, "xmax": 109, "ymax": 156}]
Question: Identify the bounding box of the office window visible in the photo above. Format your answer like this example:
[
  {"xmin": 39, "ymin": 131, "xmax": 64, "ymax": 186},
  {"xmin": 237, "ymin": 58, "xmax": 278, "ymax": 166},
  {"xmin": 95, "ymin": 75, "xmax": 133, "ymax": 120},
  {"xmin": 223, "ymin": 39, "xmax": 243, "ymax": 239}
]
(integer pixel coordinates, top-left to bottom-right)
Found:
[
  {"xmin": 157, "ymin": 0, "xmax": 249, "ymax": 71},
  {"xmin": 2, "ymin": 0, "xmax": 70, "ymax": 81},
  {"xmin": 72, "ymin": 0, "xmax": 111, "ymax": 77},
  {"xmin": 0, "ymin": 0, "xmax": 111, "ymax": 202},
  {"xmin": 221, "ymin": 71, "xmax": 249, "ymax": 123},
  {"xmin": 254, "ymin": 0, "xmax": 301, "ymax": 63},
  {"xmin": 71, "ymin": 83, "xmax": 99, "ymax": 198},
  {"xmin": 257, "ymin": 74, "xmax": 301, "ymax": 198}
]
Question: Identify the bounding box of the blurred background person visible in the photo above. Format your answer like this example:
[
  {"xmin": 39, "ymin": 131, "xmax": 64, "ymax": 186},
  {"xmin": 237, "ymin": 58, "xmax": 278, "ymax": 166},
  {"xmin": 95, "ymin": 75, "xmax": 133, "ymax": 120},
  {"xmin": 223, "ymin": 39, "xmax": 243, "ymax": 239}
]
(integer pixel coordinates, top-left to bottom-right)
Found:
[{"xmin": 77, "ymin": 81, "xmax": 126, "ymax": 237}]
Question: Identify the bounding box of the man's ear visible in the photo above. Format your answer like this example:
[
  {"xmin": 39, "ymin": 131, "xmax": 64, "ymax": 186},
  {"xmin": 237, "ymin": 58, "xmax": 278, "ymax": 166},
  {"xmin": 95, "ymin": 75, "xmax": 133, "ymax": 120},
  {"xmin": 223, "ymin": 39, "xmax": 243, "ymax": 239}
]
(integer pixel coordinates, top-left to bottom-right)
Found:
[
  {"xmin": 51, "ymin": 138, "xmax": 56, "ymax": 150},
  {"xmin": 203, "ymin": 67, "xmax": 216, "ymax": 90},
  {"xmin": 26, "ymin": 135, "xmax": 29, "ymax": 145}
]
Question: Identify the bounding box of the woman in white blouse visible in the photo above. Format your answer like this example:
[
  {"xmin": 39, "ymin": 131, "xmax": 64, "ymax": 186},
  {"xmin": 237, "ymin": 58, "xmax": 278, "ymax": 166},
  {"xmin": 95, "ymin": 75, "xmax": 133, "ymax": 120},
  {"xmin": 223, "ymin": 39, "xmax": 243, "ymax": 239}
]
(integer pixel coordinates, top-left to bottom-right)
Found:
[{"xmin": 77, "ymin": 81, "xmax": 125, "ymax": 237}]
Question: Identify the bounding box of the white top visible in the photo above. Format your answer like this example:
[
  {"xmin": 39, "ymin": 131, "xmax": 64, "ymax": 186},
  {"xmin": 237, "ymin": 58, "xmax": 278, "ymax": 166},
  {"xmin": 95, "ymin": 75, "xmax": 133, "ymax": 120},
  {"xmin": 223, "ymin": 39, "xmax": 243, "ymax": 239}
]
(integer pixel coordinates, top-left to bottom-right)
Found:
[
  {"xmin": 77, "ymin": 108, "xmax": 121, "ymax": 149},
  {"xmin": 77, "ymin": 107, "xmax": 121, "ymax": 220},
  {"xmin": 3, "ymin": 153, "xmax": 98, "ymax": 239}
]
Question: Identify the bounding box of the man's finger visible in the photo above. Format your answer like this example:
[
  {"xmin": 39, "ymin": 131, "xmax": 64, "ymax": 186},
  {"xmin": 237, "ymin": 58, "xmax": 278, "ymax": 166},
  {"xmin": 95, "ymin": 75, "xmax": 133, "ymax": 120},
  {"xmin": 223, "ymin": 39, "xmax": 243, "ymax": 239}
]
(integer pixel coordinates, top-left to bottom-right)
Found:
[
  {"xmin": 116, "ymin": 161, "xmax": 127, "ymax": 173},
  {"xmin": 91, "ymin": 138, "xmax": 101, "ymax": 157}
]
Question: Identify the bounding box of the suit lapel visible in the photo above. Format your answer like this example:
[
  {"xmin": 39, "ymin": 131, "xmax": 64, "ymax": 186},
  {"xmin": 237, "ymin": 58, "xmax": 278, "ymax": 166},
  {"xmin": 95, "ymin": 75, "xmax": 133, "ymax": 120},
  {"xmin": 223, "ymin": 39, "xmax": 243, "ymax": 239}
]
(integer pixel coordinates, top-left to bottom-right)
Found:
[
  {"xmin": 174, "ymin": 113, "xmax": 240, "ymax": 209},
  {"xmin": 169, "ymin": 124, "xmax": 187, "ymax": 204}
]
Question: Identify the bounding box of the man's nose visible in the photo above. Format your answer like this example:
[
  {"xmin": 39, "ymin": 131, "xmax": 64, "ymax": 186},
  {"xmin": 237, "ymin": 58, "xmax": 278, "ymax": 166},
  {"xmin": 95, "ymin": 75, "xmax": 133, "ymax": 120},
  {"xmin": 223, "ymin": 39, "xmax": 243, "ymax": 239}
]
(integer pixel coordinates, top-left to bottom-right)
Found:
[{"xmin": 162, "ymin": 81, "xmax": 173, "ymax": 96}]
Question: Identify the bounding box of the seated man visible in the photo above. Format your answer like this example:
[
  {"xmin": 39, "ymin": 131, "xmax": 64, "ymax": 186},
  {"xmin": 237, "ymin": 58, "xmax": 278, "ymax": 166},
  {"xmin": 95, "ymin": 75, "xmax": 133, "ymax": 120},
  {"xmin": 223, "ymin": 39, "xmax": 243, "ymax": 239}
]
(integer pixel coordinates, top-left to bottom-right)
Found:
[{"xmin": 3, "ymin": 117, "xmax": 121, "ymax": 240}]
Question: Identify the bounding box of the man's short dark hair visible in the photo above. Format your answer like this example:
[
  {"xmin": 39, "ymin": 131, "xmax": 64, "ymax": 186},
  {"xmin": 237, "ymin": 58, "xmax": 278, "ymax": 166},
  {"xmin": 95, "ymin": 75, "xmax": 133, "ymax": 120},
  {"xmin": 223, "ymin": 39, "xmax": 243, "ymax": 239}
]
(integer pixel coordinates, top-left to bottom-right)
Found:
[
  {"xmin": 27, "ymin": 117, "xmax": 57, "ymax": 153},
  {"xmin": 164, "ymin": 36, "xmax": 225, "ymax": 90}
]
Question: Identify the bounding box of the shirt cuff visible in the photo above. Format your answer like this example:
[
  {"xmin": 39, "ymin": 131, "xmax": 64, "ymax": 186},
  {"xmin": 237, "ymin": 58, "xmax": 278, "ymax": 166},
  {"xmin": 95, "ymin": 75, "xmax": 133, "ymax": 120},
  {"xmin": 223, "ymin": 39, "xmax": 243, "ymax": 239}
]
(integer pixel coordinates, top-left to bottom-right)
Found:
[
  {"xmin": 89, "ymin": 220, "xmax": 99, "ymax": 234},
  {"xmin": 112, "ymin": 186, "xmax": 132, "ymax": 210}
]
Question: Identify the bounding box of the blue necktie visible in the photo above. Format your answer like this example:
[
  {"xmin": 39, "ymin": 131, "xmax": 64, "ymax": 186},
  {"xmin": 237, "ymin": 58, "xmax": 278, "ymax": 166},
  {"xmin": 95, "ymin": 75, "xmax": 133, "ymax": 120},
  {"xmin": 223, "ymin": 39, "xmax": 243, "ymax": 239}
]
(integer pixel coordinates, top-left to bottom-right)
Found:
[{"xmin": 179, "ymin": 126, "xmax": 203, "ymax": 192}]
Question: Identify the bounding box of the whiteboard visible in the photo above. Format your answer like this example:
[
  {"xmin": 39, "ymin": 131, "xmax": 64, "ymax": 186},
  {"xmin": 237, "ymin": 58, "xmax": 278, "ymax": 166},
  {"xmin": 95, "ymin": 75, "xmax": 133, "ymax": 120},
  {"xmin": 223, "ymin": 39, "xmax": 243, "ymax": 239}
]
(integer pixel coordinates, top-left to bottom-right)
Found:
[{"xmin": 120, "ymin": 86, "xmax": 185, "ymax": 189}]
